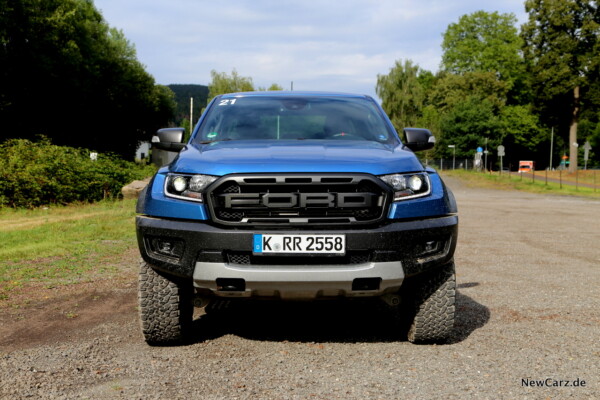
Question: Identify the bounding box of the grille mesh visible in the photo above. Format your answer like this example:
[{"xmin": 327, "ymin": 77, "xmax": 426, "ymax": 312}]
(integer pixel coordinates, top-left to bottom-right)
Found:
[
  {"xmin": 220, "ymin": 183, "xmax": 240, "ymax": 193},
  {"xmin": 227, "ymin": 253, "xmax": 251, "ymax": 265},
  {"xmin": 226, "ymin": 251, "xmax": 371, "ymax": 266},
  {"xmin": 218, "ymin": 210, "xmax": 244, "ymax": 220}
]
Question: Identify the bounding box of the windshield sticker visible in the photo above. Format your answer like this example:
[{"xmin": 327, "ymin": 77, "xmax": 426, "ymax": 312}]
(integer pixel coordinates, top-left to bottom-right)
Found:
[
  {"xmin": 207, "ymin": 132, "xmax": 218, "ymax": 139},
  {"xmin": 218, "ymin": 99, "xmax": 237, "ymax": 106}
]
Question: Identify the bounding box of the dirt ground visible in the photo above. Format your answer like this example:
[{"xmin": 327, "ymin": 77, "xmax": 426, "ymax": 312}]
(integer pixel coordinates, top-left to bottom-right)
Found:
[{"xmin": 1, "ymin": 176, "xmax": 599, "ymax": 399}]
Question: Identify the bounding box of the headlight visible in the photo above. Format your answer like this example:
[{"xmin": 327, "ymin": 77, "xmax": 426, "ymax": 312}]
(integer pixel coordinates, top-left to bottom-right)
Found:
[
  {"xmin": 165, "ymin": 174, "xmax": 217, "ymax": 202},
  {"xmin": 172, "ymin": 176, "xmax": 188, "ymax": 192},
  {"xmin": 379, "ymin": 173, "xmax": 431, "ymax": 201}
]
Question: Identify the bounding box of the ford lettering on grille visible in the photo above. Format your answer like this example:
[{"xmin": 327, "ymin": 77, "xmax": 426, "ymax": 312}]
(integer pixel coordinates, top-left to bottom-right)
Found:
[{"xmin": 223, "ymin": 192, "xmax": 377, "ymax": 208}]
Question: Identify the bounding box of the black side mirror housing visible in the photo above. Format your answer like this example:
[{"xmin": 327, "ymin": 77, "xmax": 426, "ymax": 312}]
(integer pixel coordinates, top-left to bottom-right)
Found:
[
  {"xmin": 403, "ymin": 128, "xmax": 435, "ymax": 152},
  {"xmin": 152, "ymin": 128, "xmax": 186, "ymax": 152}
]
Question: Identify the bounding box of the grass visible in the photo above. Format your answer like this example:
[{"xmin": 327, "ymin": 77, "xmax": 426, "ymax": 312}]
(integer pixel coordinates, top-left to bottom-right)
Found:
[
  {"xmin": 443, "ymin": 169, "xmax": 600, "ymax": 198},
  {"xmin": 0, "ymin": 199, "xmax": 139, "ymax": 299},
  {"xmin": 542, "ymin": 169, "xmax": 599, "ymax": 186}
]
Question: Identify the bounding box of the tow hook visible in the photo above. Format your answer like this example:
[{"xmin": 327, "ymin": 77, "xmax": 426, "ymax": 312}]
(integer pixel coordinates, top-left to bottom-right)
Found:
[
  {"xmin": 193, "ymin": 296, "xmax": 210, "ymax": 308},
  {"xmin": 380, "ymin": 294, "xmax": 401, "ymax": 307}
]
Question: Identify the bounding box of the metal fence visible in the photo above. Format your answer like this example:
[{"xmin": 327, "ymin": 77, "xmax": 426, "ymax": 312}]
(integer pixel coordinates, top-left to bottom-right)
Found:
[{"xmin": 422, "ymin": 158, "xmax": 475, "ymax": 171}]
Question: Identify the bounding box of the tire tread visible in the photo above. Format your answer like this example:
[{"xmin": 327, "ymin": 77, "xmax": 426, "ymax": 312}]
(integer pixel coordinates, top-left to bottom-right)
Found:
[
  {"xmin": 407, "ymin": 262, "xmax": 456, "ymax": 343},
  {"xmin": 138, "ymin": 260, "xmax": 192, "ymax": 345}
]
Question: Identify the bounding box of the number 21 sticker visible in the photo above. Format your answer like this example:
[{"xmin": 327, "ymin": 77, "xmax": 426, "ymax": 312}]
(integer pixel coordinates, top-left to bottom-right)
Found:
[{"xmin": 218, "ymin": 99, "xmax": 237, "ymax": 106}]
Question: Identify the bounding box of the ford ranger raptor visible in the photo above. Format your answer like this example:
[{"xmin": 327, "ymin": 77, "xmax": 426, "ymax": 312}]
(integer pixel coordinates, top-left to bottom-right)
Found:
[{"xmin": 136, "ymin": 91, "xmax": 458, "ymax": 345}]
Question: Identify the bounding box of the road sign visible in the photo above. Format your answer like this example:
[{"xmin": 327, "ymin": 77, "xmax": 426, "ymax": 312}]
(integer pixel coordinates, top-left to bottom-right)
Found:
[
  {"xmin": 477, "ymin": 147, "xmax": 483, "ymax": 153},
  {"xmin": 497, "ymin": 145, "xmax": 505, "ymax": 173}
]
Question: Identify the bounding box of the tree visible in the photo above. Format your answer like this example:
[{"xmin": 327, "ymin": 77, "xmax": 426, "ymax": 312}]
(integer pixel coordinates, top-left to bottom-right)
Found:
[
  {"xmin": 442, "ymin": 11, "xmax": 525, "ymax": 88},
  {"xmin": 521, "ymin": 0, "xmax": 600, "ymax": 172},
  {"xmin": 167, "ymin": 84, "xmax": 209, "ymax": 128},
  {"xmin": 441, "ymin": 10, "xmax": 529, "ymax": 105},
  {"xmin": 498, "ymin": 105, "xmax": 546, "ymax": 166},
  {"xmin": 439, "ymin": 97, "xmax": 501, "ymax": 160},
  {"xmin": 376, "ymin": 59, "xmax": 428, "ymax": 130},
  {"xmin": 428, "ymin": 71, "xmax": 508, "ymax": 113},
  {"xmin": 0, "ymin": 0, "xmax": 175, "ymax": 158},
  {"xmin": 428, "ymin": 72, "xmax": 504, "ymax": 157},
  {"xmin": 206, "ymin": 69, "xmax": 283, "ymax": 103},
  {"xmin": 259, "ymin": 83, "xmax": 284, "ymax": 91},
  {"xmin": 207, "ymin": 69, "xmax": 255, "ymax": 103}
]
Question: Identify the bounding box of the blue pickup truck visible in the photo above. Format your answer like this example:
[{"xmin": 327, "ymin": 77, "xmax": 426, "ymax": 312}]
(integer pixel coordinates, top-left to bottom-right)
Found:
[{"xmin": 136, "ymin": 91, "xmax": 458, "ymax": 345}]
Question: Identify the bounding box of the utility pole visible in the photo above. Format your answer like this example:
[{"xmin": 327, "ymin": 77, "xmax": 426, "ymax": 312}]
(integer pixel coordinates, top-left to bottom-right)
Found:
[
  {"xmin": 549, "ymin": 127, "xmax": 554, "ymax": 170},
  {"xmin": 448, "ymin": 145, "xmax": 456, "ymax": 170},
  {"xmin": 484, "ymin": 138, "xmax": 488, "ymax": 172},
  {"xmin": 568, "ymin": 86, "xmax": 580, "ymax": 173},
  {"xmin": 190, "ymin": 97, "xmax": 194, "ymax": 136}
]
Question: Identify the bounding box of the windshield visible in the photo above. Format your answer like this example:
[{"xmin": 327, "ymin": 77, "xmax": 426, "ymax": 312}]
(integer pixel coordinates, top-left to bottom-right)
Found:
[{"xmin": 193, "ymin": 95, "xmax": 397, "ymax": 144}]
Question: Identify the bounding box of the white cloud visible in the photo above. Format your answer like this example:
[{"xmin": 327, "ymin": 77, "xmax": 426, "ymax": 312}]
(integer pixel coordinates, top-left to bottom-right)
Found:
[{"xmin": 93, "ymin": 0, "xmax": 528, "ymax": 99}]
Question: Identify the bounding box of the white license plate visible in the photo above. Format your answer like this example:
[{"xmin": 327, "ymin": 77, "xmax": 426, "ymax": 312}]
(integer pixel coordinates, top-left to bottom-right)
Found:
[{"xmin": 253, "ymin": 234, "xmax": 345, "ymax": 254}]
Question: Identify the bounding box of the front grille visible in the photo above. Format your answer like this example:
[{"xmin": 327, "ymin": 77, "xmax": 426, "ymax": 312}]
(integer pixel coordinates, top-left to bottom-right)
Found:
[
  {"xmin": 226, "ymin": 251, "xmax": 371, "ymax": 265},
  {"xmin": 206, "ymin": 174, "xmax": 390, "ymax": 227},
  {"xmin": 227, "ymin": 253, "xmax": 252, "ymax": 265}
]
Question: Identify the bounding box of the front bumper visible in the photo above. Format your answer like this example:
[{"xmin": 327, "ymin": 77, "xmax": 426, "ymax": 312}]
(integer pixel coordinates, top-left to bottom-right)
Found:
[{"xmin": 136, "ymin": 214, "xmax": 458, "ymax": 299}]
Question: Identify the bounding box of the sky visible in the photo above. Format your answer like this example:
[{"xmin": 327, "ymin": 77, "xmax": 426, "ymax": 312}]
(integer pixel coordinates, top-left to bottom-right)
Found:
[{"xmin": 93, "ymin": 0, "xmax": 529, "ymax": 100}]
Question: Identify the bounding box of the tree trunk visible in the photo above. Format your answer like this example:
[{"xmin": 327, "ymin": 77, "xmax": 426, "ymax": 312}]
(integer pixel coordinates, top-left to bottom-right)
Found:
[{"xmin": 568, "ymin": 86, "xmax": 580, "ymax": 173}]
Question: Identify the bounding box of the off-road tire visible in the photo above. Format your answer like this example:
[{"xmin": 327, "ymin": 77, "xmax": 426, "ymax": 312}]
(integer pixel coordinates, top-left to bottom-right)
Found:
[
  {"xmin": 407, "ymin": 262, "xmax": 456, "ymax": 343},
  {"xmin": 138, "ymin": 260, "xmax": 193, "ymax": 345}
]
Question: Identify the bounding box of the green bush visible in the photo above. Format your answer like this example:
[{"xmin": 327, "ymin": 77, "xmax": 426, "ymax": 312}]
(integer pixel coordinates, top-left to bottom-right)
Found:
[{"xmin": 0, "ymin": 138, "xmax": 156, "ymax": 208}]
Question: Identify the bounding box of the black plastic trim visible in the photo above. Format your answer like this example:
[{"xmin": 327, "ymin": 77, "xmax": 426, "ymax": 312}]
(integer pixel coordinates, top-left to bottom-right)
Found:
[{"xmin": 136, "ymin": 214, "xmax": 458, "ymax": 279}]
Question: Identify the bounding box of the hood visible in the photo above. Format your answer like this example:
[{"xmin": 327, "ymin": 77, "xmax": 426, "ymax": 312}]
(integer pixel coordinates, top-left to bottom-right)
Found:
[{"xmin": 168, "ymin": 140, "xmax": 424, "ymax": 176}]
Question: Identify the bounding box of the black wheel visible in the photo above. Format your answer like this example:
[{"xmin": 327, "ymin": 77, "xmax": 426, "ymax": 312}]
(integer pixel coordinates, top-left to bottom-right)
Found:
[
  {"xmin": 138, "ymin": 260, "xmax": 193, "ymax": 345},
  {"xmin": 406, "ymin": 262, "xmax": 456, "ymax": 343}
]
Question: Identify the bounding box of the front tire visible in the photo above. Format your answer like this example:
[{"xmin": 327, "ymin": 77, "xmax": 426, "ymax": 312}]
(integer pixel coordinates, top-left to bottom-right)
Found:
[
  {"xmin": 406, "ymin": 262, "xmax": 456, "ymax": 343},
  {"xmin": 138, "ymin": 260, "xmax": 193, "ymax": 345}
]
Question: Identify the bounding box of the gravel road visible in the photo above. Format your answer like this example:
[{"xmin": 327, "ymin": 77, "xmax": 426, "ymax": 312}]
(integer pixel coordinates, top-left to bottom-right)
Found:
[{"xmin": 1, "ymin": 176, "xmax": 599, "ymax": 399}]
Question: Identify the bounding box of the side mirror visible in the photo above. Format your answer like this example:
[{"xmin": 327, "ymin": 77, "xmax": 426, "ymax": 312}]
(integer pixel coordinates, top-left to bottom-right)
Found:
[
  {"xmin": 403, "ymin": 128, "xmax": 435, "ymax": 152},
  {"xmin": 152, "ymin": 128, "xmax": 186, "ymax": 152}
]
